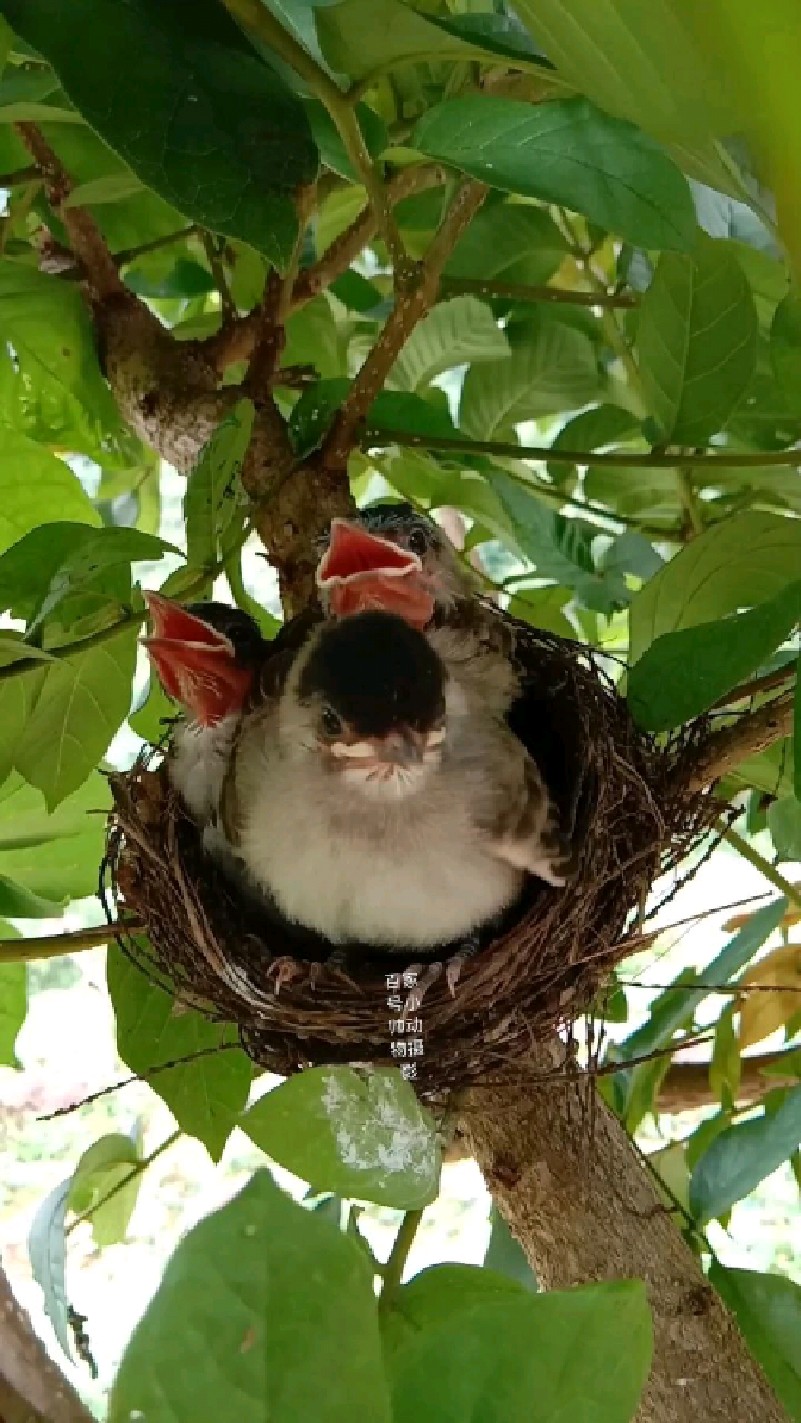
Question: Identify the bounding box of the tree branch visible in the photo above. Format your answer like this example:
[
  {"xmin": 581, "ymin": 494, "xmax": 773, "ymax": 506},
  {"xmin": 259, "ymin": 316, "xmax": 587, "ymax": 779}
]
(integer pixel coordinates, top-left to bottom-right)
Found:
[
  {"xmin": 439, "ymin": 273, "xmax": 637, "ymax": 308},
  {"xmin": 323, "ymin": 179, "xmax": 487, "ymax": 466},
  {"xmin": 657, "ymin": 1047, "xmax": 801, "ymax": 1112},
  {"xmin": 0, "ymin": 922, "xmax": 140, "ymax": 963},
  {"xmin": 0, "ymin": 1261, "xmax": 94, "ymax": 1423},
  {"xmin": 361, "ymin": 428, "xmax": 801, "ymax": 470},
  {"xmin": 15, "ymin": 124, "xmax": 123, "ymax": 300},
  {"xmin": 680, "ymin": 692, "xmax": 794, "ymax": 793},
  {"xmin": 457, "ymin": 1042, "xmax": 788, "ymax": 1423}
]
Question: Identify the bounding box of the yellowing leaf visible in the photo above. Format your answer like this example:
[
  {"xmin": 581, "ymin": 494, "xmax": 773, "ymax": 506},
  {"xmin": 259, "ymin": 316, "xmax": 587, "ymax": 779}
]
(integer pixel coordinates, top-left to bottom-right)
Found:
[{"xmin": 739, "ymin": 944, "xmax": 801, "ymax": 1048}]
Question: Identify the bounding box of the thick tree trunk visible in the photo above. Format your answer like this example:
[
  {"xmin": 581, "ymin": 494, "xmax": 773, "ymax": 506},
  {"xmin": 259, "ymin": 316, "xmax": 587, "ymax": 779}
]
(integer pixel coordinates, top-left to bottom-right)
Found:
[
  {"xmin": 457, "ymin": 1040, "xmax": 788, "ymax": 1423},
  {"xmin": 0, "ymin": 1263, "xmax": 94, "ymax": 1423}
]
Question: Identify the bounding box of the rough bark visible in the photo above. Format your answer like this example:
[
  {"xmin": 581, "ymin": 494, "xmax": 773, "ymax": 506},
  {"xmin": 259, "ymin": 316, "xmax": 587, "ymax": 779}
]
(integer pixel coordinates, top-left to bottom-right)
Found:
[
  {"xmin": 0, "ymin": 1264, "xmax": 94, "ymax": 1423},
  {"xmin": 457, "ymin": 1041, "xmax": 788, "ymax": 1423}
]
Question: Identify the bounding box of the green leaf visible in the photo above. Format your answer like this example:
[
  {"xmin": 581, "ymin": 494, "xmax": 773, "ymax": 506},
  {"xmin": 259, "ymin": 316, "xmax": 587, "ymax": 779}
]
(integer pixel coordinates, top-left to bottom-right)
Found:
[
  {"xmin": 305, "ymin": 98, "xmax": 386, "ymax": 183},
  {"xmin": 413, "ymin": 96, "xmax": 696, "ymax": 251},
  {"xmin": 628, "ymin": 580, "xmax": 801, "ymax": 731},
  {"xmin": 184, "ymin": 399, "xmax": 254, "ymax": 571},
  {"xmin": 315, "ymin": 0, "xmax": 491, "ymax": 79},
  {"xmin": 382, "ymin": 1262, "xmax": 532, "ymax": 1355},
  {"xmin": 548, "ymin": 404, "xmax": 641, "ymax": 487},
  {"xmin": 0, "ymin": 771, "xmax": 110, "ymax": 902},
  {"xmin": 0, "ymin": 435, "xmax": 99, "ymax": 557},
  {"xmin": 292, "ymin": 381, "xmax": 456, "ymax": 456},
  {"xmin": 64, "ymin": 172, "xmax": 144, "ymax": 207},
  {"xmin": 460, "ymin": 314, "xmax": 600, "ymax": 438},
  {"xmin": 109, "ymin": 1170, "xmax": 392, "ymax": 1423},
  {"xmin": 511, "ymin": 0, "xmax": 736, "ymax": 143},
  {"xmin": 690, "ymin": 1083, "xmax": 801, "ymax": 1221},
  {"xmin": 106, "ymin": 947, "xmax": 251, "ymax": 1161},
  {"xmin": 14, "ymin": 627, "xmax": 137, "ymax": 809},
  {"xmin": 768, "ymin": 795, "xmax": 801, "ymax": 860},
  {"xmin": 0, "ymin": 873, "xmax": 62, "ymax": 918},
  {"xmin": 483, "ymin": 1205, "xmax": 538, "ymax": 1292},
  {"xmin": 637, "ymin": 234, "xmax": 758, "ymax": 445},
  {"xmin": 425, "ymin": 11, "xmax": 552, "ymax": 70},
  {"xmin": 390, "ymin": 296, "xmax": 509, "ymax": 392},
  {"xmin": 0, "ymin": 957, "xmax": 25, "ymax": 1065},
  {"xmin": 0, "ymin": 522, "xmax": 171, "ymax": 626},
  {"xmin": 446, "ymin": 202, "xmax": 568, "ymax": 289},
  {"xmin": 388, "ymin": 1278, "xmax": 652, "ymax": 1423},
  {"xmin": 628, "ymin": 512, "xmax": 801, "ymax": 662},
  {"xmin": 770, "ymin": 290, "xmax": 801, "ymax": 417},
  {"xmin": 710, "ymin": 1265, "xmax": 801, "ymax": 1419},
  {"xmin": 1, "ymin": 0, "xmax": 319, "ymax": 269},
  {"xmin": 28, "ymin": 1179, "xmax": 72, "ymax": 1360},
  {"xmin": 242, "ymin": 1065, "xmax": 441, "ymax": 1209},
  {"xmin": 0, "ymin": 261, "xmax": 131, "ymax": 453},
  {"xmin": 709, "ymin": 1005, "xmax": 741, "ymax": 1105},
  {"xmin": 68, "ymin": 1131, "xmax": 141, "ymax": 1248}
]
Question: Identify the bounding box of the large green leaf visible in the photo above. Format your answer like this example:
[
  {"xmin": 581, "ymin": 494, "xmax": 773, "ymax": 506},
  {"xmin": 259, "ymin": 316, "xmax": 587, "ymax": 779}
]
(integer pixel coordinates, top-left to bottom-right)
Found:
[
  {"xmin": 511, "ymin": 0, "xmax": 736, "ymax": 142},
  {"xmin": 13, "ymin": 626, "xmax": 137, "ymax": 809},
  {"xmin": 184, "ymin": 399, "xmax": 254, "ymax": 572},
  {"xmin": 637, "ymin": 235, "xmax": 758, "ymax": 445},
  {"xmin": 0, "ymin": 0, "xmax": 318, "ymax": 268},
  {"xmin": 413, "ymin": 96, "xmax": 695, "ymax": 251},
  {"xmin": 106, "ymin": 947, "xmax": 251, "ymax": 1162},
  {"xmin": 388, "ymin": 1278, "xmax": 651, "ymax": 1423},
  {"xmin": 315, "ymin": 0, "xmax": 517, "ymax": 80},
  {"xmin": 390, "ymin": 296, "xmax": 508, "ymax": 392},
  {"xmin": 628, "ymin": 512, "xmax": 801, "ymax": 662},
  {"xmin": 0, "ymin": 434, "xmax": 99, "ymax": 557},
  {"xmin": 460, "ymin": 314, "xmax": 600, "ymax": 438},
  {"xmin": 109, "ymin": 1170, "xmax": 392, "ymax": 1423},
  {"xmin": 242, "ymin": 1066, "xmax": 441, "ymax": 1209},
  {"xmin": 382, "ymin": 1263, "xmax": 533, "ymax": 1356},
  {"xmin": 0, "ymin": 523, "xmax": 171, "ymax": 626},
  {"xmin": 628, "ymin": 580, "xmax": 801, "ymax": 731},
  {"xmin": 0, "ymin": 771, "xmax": 110, "ymax": 902},
  {"xmin": 0, "ymin": 262, "xmax": 132, "ymax": 454},
  {"xmin": 445, "ymin": 202, "xmax": 569, "ymax": 288},
  {"xmin": 768, "ymin": 795, "xmax": 801, "ymax": 860},
  {"xmin": 690, "ymin": 1083, "xmax": 801, "ymax": 1222},
  {"xmin": 709, "ymin": 1265, "xmax": 801, "ymax": 1419},
  {"xmin": 0, "ymin": 958, "xmax": 25, "ymax": 1066},
  {"xmin": 483, "ymin": 1206, "xmax": 538, "ymax": 1293}
]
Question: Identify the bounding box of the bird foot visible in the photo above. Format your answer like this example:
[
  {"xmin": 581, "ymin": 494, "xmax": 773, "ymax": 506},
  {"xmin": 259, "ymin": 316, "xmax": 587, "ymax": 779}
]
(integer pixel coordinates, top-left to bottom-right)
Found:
[
  {"xmin": 444, "ymin": 934, "xmax": 481, "ymax": 995},
  {"xmin": 403, "ymin": 962, "xmax": 442, "ymax": 1015},
  {"xmin": 266, "ymin": 956, "xmax": 299, "ymax": 995}
]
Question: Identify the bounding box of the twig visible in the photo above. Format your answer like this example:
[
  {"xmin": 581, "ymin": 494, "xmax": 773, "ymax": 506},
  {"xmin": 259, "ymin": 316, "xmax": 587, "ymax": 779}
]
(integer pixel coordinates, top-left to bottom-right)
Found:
[
  {"xmin": 362, "ymin": 428, "xmax": 801, "ymax": 470},
  {"xmin": 16, "ymin": 123, "xmax": 123, "ymax": 299},
  {"xmin": 680, "ymin": 692, "xmax": 794, "ymax": 792},
  {"xmin": 201, "ymin": 231, "xmax": 235, "ymax": 321},
  {"xmin": 66, "ymin": 1129, "xmax": 181, "ymax": 1237},
  {"xmin": 711, "ymin": 665, "xmax": 796, "ymax": 709},
  {"xmin": 378, "ymin": 1208, "xmax": 425, "ymax": 1310},
  {"xmin": 0, "ymin": 922, "xmax": 140, "ymax": 963},
  {"xmin": 323, "ymin": 179, "xmax": 487, "ymax": 466},
  {"xmin": 439, "ymin": 273, "xmax": 637, "ymax": 308},
  {"xmin": 0, "ymin": 164, "xmax": 39, "ymax": 186},
  {"xmin": 656, "ymin": 1046, "xmax": 801, "ymax": 1112},
  {"xmin": 722, "ymin": 822, "xmax": 801, "ymax": 909}
]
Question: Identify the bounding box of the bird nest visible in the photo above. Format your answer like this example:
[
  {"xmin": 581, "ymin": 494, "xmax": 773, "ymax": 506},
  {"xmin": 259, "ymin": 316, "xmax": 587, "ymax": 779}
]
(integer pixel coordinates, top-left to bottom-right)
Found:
[{"xmin": 104, "ymin": 622, "xmax": 717, "ymax": 1091}]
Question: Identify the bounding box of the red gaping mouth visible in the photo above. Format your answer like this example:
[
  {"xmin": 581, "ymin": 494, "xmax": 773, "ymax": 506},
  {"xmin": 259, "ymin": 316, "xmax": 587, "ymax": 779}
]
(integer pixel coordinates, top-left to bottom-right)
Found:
[
  {"xmin": 142, "ymin": 592, "xmax": 253, "ymax": 726},
  {"xmin": 316, "ymin": 519, "xmax": 435, "ymax": 630}
]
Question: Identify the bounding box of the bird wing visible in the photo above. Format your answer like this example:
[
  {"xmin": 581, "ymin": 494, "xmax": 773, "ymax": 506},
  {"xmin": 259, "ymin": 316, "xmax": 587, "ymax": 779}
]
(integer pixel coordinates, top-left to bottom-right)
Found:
[{"xmin": 470, "ymin": 722, "xmax": 577, "ymax": 888}]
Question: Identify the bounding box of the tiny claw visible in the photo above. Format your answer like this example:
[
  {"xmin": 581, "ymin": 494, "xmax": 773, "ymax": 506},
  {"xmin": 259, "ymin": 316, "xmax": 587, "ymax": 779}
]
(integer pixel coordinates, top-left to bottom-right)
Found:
[
  {"xmin": 266, "ymin": 956, "xmax": 299, "ymax": 995},
  {"xmin": 445, "ymin": 934, "xmax": 481, "ymax": 995},
  {"xmin": 403, "ymin": 961, "xmax": 442, "ymax": 1015}
]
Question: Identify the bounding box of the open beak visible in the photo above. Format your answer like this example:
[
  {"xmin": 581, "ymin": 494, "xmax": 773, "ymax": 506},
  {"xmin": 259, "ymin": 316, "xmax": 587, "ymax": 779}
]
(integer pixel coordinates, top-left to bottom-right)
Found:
[
  {"xmin": 316, "ymin": 519, "xmax": 436, "ymax": 630},
  {"xmin": 143, "ymin": 592, "xmax": 253, "ymax": 726}
]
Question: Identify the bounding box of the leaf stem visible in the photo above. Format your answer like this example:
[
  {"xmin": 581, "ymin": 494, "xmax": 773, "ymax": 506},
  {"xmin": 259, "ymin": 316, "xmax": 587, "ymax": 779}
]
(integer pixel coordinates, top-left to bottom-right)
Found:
[
  {"xmin": 363, "ymin": 428, "xmax": 801, "ymax": 470},
  {"xmin": 220, "ymin": 0, "xmax": 408, "ymax": 273},
  {"xmin": 0, "ymin": 922, "xmax": 139, "ymax": 963},
  {"xmin": 439, "ymin": 273, "xmax": 636, "ymax": 309},
  {"xmin": 721, "ymin": 824, "xmax": 801, "ymax": 910},
  {"xmin": 378, "ymin": 1208, "xmax": 424, "ymax": 1310},
  {"xmin": 65, "ymin": 1129, "xmax": 182, "ymax": 1237}
]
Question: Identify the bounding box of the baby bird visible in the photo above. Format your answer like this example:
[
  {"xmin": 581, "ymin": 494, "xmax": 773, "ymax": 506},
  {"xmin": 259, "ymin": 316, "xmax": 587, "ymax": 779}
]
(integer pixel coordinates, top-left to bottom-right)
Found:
[{"xmin": 218, "ymin": 610, "xmax": 566, "ymax": 951}]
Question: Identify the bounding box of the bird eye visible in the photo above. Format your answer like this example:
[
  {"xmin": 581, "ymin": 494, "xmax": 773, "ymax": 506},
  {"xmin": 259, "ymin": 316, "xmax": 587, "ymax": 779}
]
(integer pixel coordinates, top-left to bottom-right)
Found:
[
  {"xmin": 321, "ymin": 705, "xmax": 343, "ymax": 737},
  {"xmin": 407, "ymin": 526, "xmax": 429, "ymax": 556}
]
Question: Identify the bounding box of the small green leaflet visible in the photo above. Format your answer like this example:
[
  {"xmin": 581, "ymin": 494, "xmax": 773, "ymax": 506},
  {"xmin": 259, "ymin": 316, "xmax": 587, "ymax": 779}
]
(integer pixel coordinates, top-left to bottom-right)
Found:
[
  {"xmin": 0, "ymin": 956, "xmax": 25, "ymax": 1065},
  {"xmin": 413, "ymin": 95, "xmax": 695, "ymax": 251},
  {"xmin": 627, "ymin": 579, "xmax": 801, "ymax": 731},
  {"xmin": 0, "ymin": 434, "xmax": 99, "ymax": 559},
  {"xmin": 184, "ymin": 399, "xmax": 255, "ymax": 571},
  {"xmin": 67, "ymin": 1131, "xmax": 142, "ymax": 1248}
]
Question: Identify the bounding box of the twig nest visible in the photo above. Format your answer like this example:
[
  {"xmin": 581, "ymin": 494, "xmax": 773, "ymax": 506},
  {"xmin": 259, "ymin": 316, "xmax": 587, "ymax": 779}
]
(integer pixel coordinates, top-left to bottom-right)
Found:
[{"xmin": 105, "ymin": 624, "xmax": 714, "ymax": 1089}]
